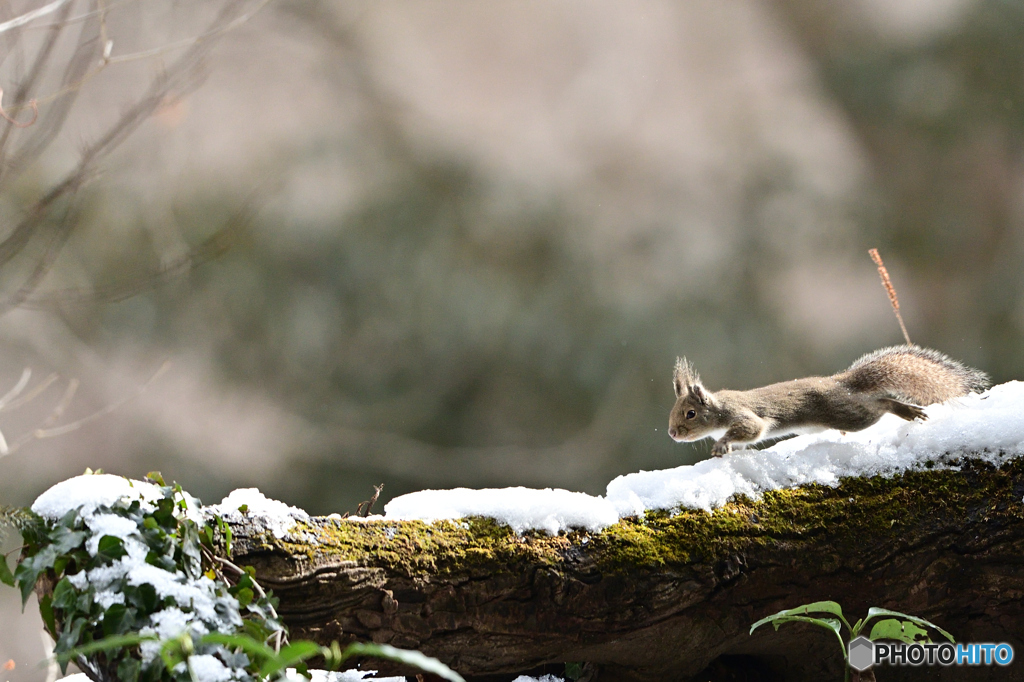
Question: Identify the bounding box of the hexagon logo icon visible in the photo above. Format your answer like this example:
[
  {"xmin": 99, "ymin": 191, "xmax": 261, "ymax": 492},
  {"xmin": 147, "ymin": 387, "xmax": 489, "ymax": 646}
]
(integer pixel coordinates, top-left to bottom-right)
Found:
[{"xmin": 848, "ymin": 636, "xmax": 874, "ymax": 672}]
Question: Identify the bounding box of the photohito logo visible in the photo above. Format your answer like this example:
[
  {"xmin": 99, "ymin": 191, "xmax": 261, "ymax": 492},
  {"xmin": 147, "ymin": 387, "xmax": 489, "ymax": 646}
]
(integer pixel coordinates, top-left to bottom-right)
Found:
[{"xmin": 847, "ymin": 636, "xmax": 1014, "ymax": 671}]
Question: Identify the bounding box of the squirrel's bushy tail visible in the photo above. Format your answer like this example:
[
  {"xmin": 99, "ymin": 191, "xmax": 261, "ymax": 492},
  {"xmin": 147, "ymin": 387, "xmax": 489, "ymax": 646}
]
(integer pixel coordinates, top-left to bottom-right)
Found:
[{"xmin": 839, "ymin": 345, "xmax": 990, "ymax": 405}]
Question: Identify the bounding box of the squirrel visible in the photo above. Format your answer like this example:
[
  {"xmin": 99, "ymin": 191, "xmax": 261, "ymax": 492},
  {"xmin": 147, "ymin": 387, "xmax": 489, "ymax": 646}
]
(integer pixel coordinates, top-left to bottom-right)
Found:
[{"xmin": 668, "ymin": 345, "xmax": 990, "ymax": 457}]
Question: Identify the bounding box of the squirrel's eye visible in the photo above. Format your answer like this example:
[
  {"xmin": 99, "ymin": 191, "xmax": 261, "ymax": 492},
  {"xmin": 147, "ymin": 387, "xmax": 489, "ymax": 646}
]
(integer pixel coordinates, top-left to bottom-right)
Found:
[{"xmin": 686, "ymin": 409, "xmax": 696, "ymax": 419}]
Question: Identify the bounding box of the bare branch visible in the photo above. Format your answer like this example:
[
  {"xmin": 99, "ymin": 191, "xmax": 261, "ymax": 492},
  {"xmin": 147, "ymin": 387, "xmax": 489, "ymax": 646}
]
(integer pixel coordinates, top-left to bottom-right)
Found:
[
  {"xmin": 1, "ymin": 371, "xmax": 58, "ymax": 410},
  {"xmin": 0, "ymin": 367, "xmax": 31, "ymax": 409},
  {"xmin": 0, "ymin": 0, "xmax": 263, "ymax": 312},
  {"xmin": 0, "ymin": 0, "xmax": 73, "ymax": 36},
  {"xmin": 0, "ymin": 360, "xmax": 168, "ymax": 457}
]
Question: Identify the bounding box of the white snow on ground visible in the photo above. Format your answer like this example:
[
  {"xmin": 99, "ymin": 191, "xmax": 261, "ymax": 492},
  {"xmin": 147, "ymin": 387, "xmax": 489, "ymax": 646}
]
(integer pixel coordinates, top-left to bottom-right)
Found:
[
  {"xmin": 205, "ymin": 487, "xmax": 310, "ymax": 539},
  {"xmin": 384, "ymin": 382, "xmax": 1024, "ymax": 533}
]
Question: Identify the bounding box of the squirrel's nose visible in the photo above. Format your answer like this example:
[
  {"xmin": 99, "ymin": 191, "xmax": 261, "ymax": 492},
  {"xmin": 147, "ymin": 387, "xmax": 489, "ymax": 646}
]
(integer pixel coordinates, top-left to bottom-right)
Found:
[{"xmin": 668, "ymin": 426, "xmax": 678, "ymax": 439}]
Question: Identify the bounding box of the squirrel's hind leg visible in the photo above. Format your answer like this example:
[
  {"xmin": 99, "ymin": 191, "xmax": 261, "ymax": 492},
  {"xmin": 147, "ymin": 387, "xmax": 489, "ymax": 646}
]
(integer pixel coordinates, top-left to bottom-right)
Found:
[{"xmin": 880, "ymin": 398, "xmax": 928, "ymax": 422}]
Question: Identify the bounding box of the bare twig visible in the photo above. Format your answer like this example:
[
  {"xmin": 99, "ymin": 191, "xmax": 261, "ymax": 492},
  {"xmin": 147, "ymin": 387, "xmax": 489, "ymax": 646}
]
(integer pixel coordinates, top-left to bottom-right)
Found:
[
  {"xmin": 21, "ymin": 181, "xmax": 271, "ymax": 308},
  {"xmin": 207, "ymin": 551, "xmax": 286, "ymax": 651},
  {"xmin": 0, "ymin": 0, "xmax": 265, "ymax": 313},
  {"xmin": 0, "ymin": 87, "xmax": 37, "ymax": 126},
  {"xmin": 0, "ymin": 0, "xmax": 72, "ymax": 35},
  {"xmin": 359, "ymin": 483, "xmax": 383, "ymax": 517},
  {"xmin": 0, "ymin": 360, "xmax": 170, "ymax": 457},
  {"xmin": 0, "ymin": 372, "xmax": 58, "ymax": 410},
  {"xmin": 0, "ymin": 367, "xmax": 31, "ymax": 409},
  {"xmin": 869, "ymin": 248, "xmax": 912, "ymax": 345}
]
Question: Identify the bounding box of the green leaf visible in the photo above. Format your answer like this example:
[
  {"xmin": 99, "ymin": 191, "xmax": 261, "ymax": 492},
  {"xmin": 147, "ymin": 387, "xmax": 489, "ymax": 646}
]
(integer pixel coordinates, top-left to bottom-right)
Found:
[
  {"xmin": 55, "ymin": 632, "xmax": 157, "ymax": 663},
  {"xmin": 51, "ymin": 526, "xmax": 89, "ymax": 554},
  {"xmin": 51, "ymin": 577, "xmax": 77, "ymax": 610},
  {"xmin": 123, "ymin": 583, "xmax": 159, "ymax": 613},
  {"xmin": 750, "ymin": 601, "xmax": 851, "ymax": 634},
  {"xmin": 146, "ymin": 472, "xmax": 166, "ymax": 486},
  {"xmin": 102, "ymin": 603, "xmax": 137, "ymax": 636},
  {"xmin": 0, "ymin": 553, "xmax": 14, "ymax": 586},
  {"xmin": 38, "ymin": 594, "xmax": 56, "ymax": 638},
  {"xmin": 864, "ymin": 608, "xmax": 954, "ymax": 643},
  {"xmin": 235, "ymin": 587, "xmax": 254, "ymax": 608},
  {"xmin": 200, "ymin": 632, "xmax": 277, "ymax": 665},
  {"xmin": 117, "ymin": 656, "xmax": 142, "ymax": 682},
  {"xmin": 868, "ymin": 618, "xmax": 929, "ymax": 644},
  {"xmin": 179, "ymin": 522, "xmax": 202, "ymax": 579},
  {"xmin": 153, "ymin": 498, "xmax": 176, "ymax": 528},
  {"xmin": 15, "ymin": 544, "xmax": 58, "ymax": 605},
  {"xmin": 565, "ymin": 662, "xmax": 584, "ymax": 680},
  {"xmin": 259, "ymin": 641, "xmax": 323, "ymax": 677},
  {"xmin": 337, "ymin": 642, "xmax": 466, "ymax": 682},
  {"xmin": 95, "ymin": 535, "xmax": 127, "ymax": 564},
  {"xmin": 851, "ymin": 618, "xmax": 865, "ymax": 637},
  {"xmin": 751, "ymin": 615, "xmax": 846, "ymax": 659},
  {"xmin": 241, "ymin": 618, "xmax": 273, "ymax": 643}
]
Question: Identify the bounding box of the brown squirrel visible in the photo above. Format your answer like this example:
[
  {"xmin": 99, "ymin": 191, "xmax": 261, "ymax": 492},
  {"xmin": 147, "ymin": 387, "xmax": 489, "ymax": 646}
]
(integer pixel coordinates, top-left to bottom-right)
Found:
[{"xmin": 668, "ymin": 345, "xmax": 990, "ymax": 457}]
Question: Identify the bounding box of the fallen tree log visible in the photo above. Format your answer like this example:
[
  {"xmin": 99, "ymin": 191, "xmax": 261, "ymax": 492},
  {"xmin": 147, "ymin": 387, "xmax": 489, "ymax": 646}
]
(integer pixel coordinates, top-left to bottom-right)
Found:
[{"xmin": 228, "ymin": 457, "xmax": 1024, "ymax": 682}]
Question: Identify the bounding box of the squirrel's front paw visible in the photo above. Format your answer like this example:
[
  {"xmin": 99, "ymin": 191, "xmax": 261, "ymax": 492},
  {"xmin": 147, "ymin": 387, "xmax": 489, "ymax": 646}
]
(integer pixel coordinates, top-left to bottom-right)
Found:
[{"xmin": 711, "ymin": 441, "xmax": 731, "ymax": 457}]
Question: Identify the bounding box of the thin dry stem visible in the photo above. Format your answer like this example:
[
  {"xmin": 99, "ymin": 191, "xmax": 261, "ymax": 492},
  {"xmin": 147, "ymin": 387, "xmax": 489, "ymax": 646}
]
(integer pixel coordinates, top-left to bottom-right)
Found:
[
  {"xmin": 869, "ymin": 248, "xmax": 911, "ymax": 345},
  {"xmin": 1, "ymin": 372, "xmax": 58, "ymax": 410},
  {"xmin": 0, "ymin": 0, "xmax": 72, "ymax": 35},
  {"xmin": 0, "ymin": 361, "xmax": 169, "ymax": 457},
  {"xmin": 0, "ymin": 367, "xmax": 31, "ymax": 409},
  {"xmin": 0, "ymin": 87, "xmax": 37, "ymax": 126}
]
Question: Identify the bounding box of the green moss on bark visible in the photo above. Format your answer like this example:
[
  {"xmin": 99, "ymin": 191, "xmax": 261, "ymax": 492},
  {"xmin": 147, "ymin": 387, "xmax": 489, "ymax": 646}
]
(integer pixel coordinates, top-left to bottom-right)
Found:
[{"xmin": 249, "ymin": 457, "xmax": 1024, "ymax": 579}]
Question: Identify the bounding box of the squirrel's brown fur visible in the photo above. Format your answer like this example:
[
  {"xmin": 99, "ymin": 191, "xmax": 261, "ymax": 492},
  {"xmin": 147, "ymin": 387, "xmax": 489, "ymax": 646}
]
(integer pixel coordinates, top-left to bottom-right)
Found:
[{"xmin": 668, "ymin": 345, "xmax": 989, "ymax": 457}]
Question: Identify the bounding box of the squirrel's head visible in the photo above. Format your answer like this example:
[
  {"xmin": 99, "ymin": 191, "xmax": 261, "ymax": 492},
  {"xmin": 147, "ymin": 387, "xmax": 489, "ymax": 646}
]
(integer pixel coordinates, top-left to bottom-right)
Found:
[{"xmin": 668, "ymin": 357, "xmax": 715, "ymax": 443}]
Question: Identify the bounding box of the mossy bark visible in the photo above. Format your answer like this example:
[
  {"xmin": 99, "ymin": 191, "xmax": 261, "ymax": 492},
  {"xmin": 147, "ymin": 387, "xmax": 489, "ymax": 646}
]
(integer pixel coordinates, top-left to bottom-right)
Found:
[{"xmin": 229, "ymin": 458, "xmax": 1024, "ymax": 682}]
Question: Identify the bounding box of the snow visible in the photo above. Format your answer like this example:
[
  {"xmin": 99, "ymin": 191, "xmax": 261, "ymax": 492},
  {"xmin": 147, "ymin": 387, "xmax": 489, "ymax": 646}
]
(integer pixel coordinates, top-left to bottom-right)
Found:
[
  {"xmin": 31, "ymin": 474, "xmax": 163, "ymax": 520},
  {"xmin": 283, "ymin": 670, "xmax": 405, "ymax": 682},
  {"xmin": 187, "ymin": 655, "xmax": 236, "ymax": 682},
  {"xmin": 385, "ymin": 382, "xmax": 1024, "ymax": 533},
  {"xmin": 384, "ymin": 486, "xmax": 619, "ymax": 534},
  {"xmin": 205, "ymin": 487, "xmax": 309, "ymax": 539}
]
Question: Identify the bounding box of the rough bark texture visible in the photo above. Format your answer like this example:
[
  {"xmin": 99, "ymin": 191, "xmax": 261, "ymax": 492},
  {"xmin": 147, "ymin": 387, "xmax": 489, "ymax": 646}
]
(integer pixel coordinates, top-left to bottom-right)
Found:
[{"xmin": 229, "ymin": 457, "xmax": 1024, "ymax": 682}]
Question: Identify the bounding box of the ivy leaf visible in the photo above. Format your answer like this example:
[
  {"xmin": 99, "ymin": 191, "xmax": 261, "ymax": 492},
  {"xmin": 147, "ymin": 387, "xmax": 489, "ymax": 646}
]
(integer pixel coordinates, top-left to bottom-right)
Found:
[
  {"xmin": 235, "ymin": 587, "xmax": 254, "ymax": 608},
  {"xmin": 38, "ymin": 594, "xmax": 56, "ymax": 638},
  {"xmin": 117, "ymin": 656, "xmax": 141, "ymax": 682},
  {"xmin": 152, "ymin": 498, "xmax": 176, "ymax": 529},
  {"xmin": 95, "ymin": 535, "xmax": 126, "ymax": 564},
  {"xmin": 15, "ymin": 544, "xmax": 58, "ymax": 605},
  {"xmin": 102, "ymin": 603, "xmax": 137, "ymax": 636},
  {"xmin": 51, "ymin": 526, "xmax": 88, "ymax": 555},
  {"xmin": 124, "ymin": 583, "xmax": 158, "ymax": 613},
  {"xmin": 52, "ymin": 577, "xmax": 78, "ymax": 610},
  {"xmin": 179, "ymin": 523, "xmax": 202, "ymax": 580},
  {"xmin": 0, "ymin": 554, "xmax": 14, "ymax": 587}
]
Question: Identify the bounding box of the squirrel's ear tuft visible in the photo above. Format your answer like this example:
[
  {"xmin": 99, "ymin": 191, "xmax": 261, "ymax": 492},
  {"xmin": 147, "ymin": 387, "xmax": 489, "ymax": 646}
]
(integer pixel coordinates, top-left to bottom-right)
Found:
[{"xmin": 674, "ymin": 357, "xmax": 702, "ymax": 389}]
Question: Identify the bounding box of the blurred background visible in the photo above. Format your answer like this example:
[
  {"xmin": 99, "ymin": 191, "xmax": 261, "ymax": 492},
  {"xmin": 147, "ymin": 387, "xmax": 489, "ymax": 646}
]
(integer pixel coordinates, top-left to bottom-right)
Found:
[{"xmin": 3, "ymin": 0, "xmax": 1024, "ymax": 677}]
